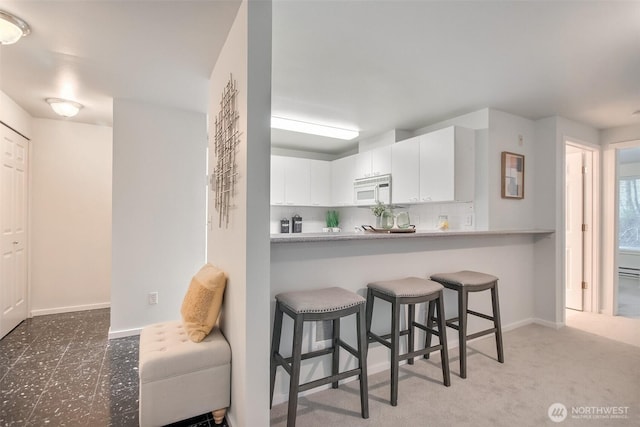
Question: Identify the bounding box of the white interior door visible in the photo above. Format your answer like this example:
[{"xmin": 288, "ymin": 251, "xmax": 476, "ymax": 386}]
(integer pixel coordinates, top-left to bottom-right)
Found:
[
  {"xmin": 566, "ymin": 148, "xmax": 584, "ymax": 311},
  {"xmin": 1, "ymin": 125, "xmax": 28, "ymax": 339}
]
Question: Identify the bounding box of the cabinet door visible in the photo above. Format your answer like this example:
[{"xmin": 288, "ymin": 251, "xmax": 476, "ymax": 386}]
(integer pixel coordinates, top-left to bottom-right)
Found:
[
  {"xmin": 391, "ymin": 138, "xmax": 420, "ymax": 203},
  {"xmin": 371, "ymin": 145, "xmax": 392, "ymax": 176},
  {"xmin": 309, "ymin": 159, "xmax": 331, "ymax": 206},
  {"xmin": 355, "ymin": 151, "xmax": 372, "ymax": 178},
  {"xmin": 419, "ymin": 127, "xmax": 455, "ymax": 202},
  {"xmin": 270, "ymin": 155, "xmax": 286, "ymax": 205},
  {"xmin": 284, "ymin": 157, "xmax": 310, "ymax": 205},
  {"xmin": 331, "ymin": 155, "xmax": 357, "ymax": 205}
]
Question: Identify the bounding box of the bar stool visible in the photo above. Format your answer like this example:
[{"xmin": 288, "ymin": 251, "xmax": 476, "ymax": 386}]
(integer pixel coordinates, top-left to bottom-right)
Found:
[
  {"xmin": 366, "ymin": 277, "xmax": 450, "ymax": 407},
  {"xmin": 428, "ymin": 270, "xmax": 504, "ymax": 379},
  {"xmin": 270, "ymin": 287, "xmax": 369, "ymax": 427}
]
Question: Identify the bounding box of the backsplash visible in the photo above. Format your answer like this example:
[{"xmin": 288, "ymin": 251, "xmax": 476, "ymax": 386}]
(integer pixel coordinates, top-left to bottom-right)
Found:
[{"xmin": 270, "ymin": 202, "xmax": 475, "ymax": 234}]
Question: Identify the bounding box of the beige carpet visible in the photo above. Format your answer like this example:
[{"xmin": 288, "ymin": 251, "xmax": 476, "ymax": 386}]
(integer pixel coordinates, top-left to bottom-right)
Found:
[{"xmin": 270, "ymin": 324, "xmax": 640, "ymax": 426}]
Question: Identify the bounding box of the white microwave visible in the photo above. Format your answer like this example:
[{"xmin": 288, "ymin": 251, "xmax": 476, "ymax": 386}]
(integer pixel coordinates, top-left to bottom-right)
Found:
[{"xmin": 353, "ymin": 174, "xmax": 391, "ymax": 206}]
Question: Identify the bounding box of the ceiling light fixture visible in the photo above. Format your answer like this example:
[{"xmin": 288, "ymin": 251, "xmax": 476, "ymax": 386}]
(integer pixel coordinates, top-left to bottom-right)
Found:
[
  {"xmin": 271, "ymin": 116, "xmax": 359, "ymax": 140},
  {"xmin": 0, "ymin": 10, "xmax": 31, "ymax": 45},
  {"xmin": 46, "ymin": 98, "xmax": 83, "ymax": 118}
]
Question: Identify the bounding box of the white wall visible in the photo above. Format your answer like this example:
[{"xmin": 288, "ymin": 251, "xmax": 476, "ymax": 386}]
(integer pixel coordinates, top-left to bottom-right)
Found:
[
  {"xmin": 0, "ymin": 90, "xmax": 32, "ymax": 139},
  {"xmin": 110, "ymin": 99, "xmax": 207, "ymax": 336},
  {"xmin": 30, "ymin": 119, "xmax": 112, "ymax": 315},
  {"xmin": 207, "ymin": 1, "xmax": 271, "ymax": 426}
]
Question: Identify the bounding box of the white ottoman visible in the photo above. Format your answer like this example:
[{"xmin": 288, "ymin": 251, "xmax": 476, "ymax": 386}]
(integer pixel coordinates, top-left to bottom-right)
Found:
[{"xmin": 139, "ymin": 320, "xmax": 231, "ymax": 426}]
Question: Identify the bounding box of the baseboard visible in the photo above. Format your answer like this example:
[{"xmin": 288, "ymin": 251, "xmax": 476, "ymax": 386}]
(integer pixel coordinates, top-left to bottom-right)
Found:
[
  {"xmin": 30, "ymin": 302, "xmax": 110, "ymax": 317},
  {"xmin": 108, "ymin": 326, "xmax": 142, "ymax": 340},
  {"xmin": 532, "ymin": 318, "xmax": 564, "ymax": 329}
]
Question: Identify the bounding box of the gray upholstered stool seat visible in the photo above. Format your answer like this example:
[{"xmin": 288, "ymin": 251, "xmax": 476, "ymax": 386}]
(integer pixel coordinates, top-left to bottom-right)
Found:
[
  {"xmin": 367, "ymin": 277, "xmax": 443, "ymax": 297},
  {"xmin": 430, "ymin": 271, "xmax": 498, "ymax": 288},
  {"xmin": 366, "ymin": 277, "xmax": 450, "ymax": 406},
  {"xmin": 428, "ymin": 270, "xmax": 504, "ymax": 379},
  {"xmin": 270, "ymin": 287, "xmax": 368, "ymax": 427},
  {"xmin": 276, "ymin": 286, "xmax": 365, "ymax": 313}
]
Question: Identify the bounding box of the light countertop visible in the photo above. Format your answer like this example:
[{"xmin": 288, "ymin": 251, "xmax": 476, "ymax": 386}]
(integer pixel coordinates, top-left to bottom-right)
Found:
[{"xmin": 270, "ymin": 228, "xmax": 555, "ymax": 243}]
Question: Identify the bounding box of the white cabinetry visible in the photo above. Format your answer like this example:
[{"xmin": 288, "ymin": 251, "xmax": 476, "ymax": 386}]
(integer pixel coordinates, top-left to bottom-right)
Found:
[
  {"xmin": 270, "ymin": 156, "xmax": 310, "ymax": 206},
  {"xmin": 309, "ymin": 159, "xmax": 331, "ymax": 206},
  {"xmin": 391, "ymin": 137, "xmax": 420, "ymax": 204},
  {"xmin": 331, "ymin": 154, "xmax": 357, "ymax": 205},
  {"xmin": 271, "ymin": 156, "xmax": 331, "ymax": 206},
  {"xmin": 419, "ymin": 126, "xmax": 474, "ymax": 202},
  {"xmin": 355, "ymin": 146, "xmax": 392, "ymax": 178}
]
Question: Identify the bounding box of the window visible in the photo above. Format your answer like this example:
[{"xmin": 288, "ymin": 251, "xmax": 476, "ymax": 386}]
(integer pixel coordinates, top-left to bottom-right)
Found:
[{"xmin": 619, "ymin": 176, "xmax": 640, "ymax": 251}]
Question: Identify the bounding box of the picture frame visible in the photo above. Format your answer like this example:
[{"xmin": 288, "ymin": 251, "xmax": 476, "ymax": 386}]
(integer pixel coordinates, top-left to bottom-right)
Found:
[{"xmin": 501, "ymin": 151, "xmax": 525, "ymax": 199}]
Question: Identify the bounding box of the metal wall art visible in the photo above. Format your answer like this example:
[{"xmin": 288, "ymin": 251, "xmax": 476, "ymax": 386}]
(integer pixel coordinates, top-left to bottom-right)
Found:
[{"xmin": 213, "ymin": 74, "xmax": 241, "ymax": 227}]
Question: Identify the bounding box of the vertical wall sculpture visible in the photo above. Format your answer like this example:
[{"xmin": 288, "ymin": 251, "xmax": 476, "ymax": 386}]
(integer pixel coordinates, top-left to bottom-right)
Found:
[{"xmin": 212, "ymin": 74, "xmax": 240, "ymax": 228}]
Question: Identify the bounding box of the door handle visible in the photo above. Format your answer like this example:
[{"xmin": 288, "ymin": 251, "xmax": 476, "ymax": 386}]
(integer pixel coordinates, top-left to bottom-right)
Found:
[{"xmin": 13, "ymin": 241, "xmax": 18, "ymax": 244}]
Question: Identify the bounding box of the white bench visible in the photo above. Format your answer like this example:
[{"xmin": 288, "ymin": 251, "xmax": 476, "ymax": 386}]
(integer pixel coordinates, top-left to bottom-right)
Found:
[{"xmin": 138, "ymin": 320, "xmax": 231, "ymax": 426}]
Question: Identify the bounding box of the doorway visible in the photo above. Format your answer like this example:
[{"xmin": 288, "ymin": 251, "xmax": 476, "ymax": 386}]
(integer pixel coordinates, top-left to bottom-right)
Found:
[
  {"xmin": 616, "ymin": 145, "xmax": 640, "ymax": 318},
  {"xmin": 564, "ymin": 142, "xmax": 597, "ymax": 312}
]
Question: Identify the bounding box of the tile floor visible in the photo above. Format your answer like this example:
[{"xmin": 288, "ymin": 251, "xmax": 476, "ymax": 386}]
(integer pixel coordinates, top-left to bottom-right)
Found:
[{"xmin": 0, "ymin": 309, "xmax": 223, "ymax": 427}]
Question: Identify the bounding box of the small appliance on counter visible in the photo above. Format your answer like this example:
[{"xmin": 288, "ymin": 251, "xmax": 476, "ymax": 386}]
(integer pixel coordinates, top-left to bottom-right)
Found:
[
  {"xmin": 280, "ymin": 218, "xmax": 290, "ymax": 233},
  {"xmin": 291, "ymin": 215, "xmax": 302, "ymax": 233}
]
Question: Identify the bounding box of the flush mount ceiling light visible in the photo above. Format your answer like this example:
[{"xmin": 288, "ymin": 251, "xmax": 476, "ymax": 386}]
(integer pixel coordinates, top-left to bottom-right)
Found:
[
  {"xmin": 46, "ymin": 98, "xmax": 83, "ymax": 118},
  {"xmin": 0, "ymin": 10, "xmax": 31, "ymax": 45},
  {"xmin": 271, "ymin": 116, "xmax": 359, "ymax": 140}
]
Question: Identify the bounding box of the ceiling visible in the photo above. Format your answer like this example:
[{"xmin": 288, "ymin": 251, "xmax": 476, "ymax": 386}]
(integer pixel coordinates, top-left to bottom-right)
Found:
[
  {"xmin": 1, "ymin": 1, "xmax": 639, "ymax": 155},
  {"xmin": 0, "ymin": 0, "xmax": 241, "ymax": 127}
]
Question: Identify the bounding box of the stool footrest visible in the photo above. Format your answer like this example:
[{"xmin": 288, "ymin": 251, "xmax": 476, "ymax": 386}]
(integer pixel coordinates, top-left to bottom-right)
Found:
[
  {"xmin": 467, "ymin": 327, "xmax": 497, "ymax": 341},
  {"xmin": 339, "ymin": 340, "xmax": 359, "ymax": 358},
  {"xmin": 467, "ymin": 309, "xmax": 495, "ymax": 321},
  {"xmin": 400, "ymin": 344, "xmax": 443, "ymax": 362},
  {"xmin": 298, "ymin": 368, "xmax": 362, "ymax": 393}
]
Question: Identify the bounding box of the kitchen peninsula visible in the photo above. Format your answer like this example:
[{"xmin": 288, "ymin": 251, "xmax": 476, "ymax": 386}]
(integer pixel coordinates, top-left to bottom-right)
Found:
[{"xmin": 270, "ymin": 227, "xmax": 555, "ymax": 405}]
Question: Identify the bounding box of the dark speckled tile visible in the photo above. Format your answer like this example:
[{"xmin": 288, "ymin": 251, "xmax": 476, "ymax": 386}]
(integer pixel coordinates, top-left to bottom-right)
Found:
[{"xmin": 1, "ymin": 309, "xmax": 224, "ymax": 427}]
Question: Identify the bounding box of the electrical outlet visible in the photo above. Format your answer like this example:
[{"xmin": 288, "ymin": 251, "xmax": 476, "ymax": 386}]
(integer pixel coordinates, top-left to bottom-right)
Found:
[
  {"xmin": 465, "ymin": 214, "xmax": 473, "ymax": 226},
  {"xmin": 148, "ymin": 292, "xmax": 158, "ymax": 305}
]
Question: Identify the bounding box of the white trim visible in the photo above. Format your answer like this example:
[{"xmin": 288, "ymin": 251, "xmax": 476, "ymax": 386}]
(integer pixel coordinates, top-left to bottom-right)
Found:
[
  {"xmin": 532, "ymin": 317, "xmax": 564, "ymax": 329},
  {"xmin": 108, "ymin": 326, "xmax": 142, "ymax": 340},
  {"xmin": 30, "ymin": 302, "xmax": 110, "ymax": 317}
]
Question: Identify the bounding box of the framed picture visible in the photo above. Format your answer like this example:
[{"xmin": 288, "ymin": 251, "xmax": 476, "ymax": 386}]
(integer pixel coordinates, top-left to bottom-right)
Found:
[{"xmin": 501, "ymin": 151, "xmax": 525, "ymax": 199}]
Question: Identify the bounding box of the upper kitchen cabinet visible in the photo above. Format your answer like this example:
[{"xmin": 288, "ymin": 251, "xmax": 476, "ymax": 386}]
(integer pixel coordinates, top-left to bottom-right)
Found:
[
  {"xmin": 391, "ymin": 137, "xmax": 420, "ymax": 204},
  {"xmin": 270, "ymin": 155, "xmax": 310, "ymax": 206},
  {"xmin": 331, "ymin": 154, "xmax": 357, "ymax": 206},
  {"xmin": 419, "ymin": 126, "xmax": 474, "ymax": 202},
  {"xmin": 309, "ymin": 159, "xmax": 331, "ymax": 206},
  {"xmin": 355, "ymin": 146, "xmax": 392, "ymax": 178}
]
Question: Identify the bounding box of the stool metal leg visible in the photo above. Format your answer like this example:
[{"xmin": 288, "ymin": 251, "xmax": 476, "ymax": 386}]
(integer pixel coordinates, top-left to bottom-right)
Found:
[
  {"xmin": 332, "ymin": 318, "xmax": 340, "ymax": 389},
  {"xmin": 408, "ymin": 303, "xmax": 415, "ymax": 365},
  {"xmin": 270, "ymin": 303, "xmax": 284, "ymax": 408},
  {"xmin": 458, "ymin": 288, "xmax": 468, "ymax": 379},
  {"xmin": 287, "ymin": 314, "xmax": 304, "ymax": 427},
  {"xmin": 436, "ymin": 291, "xmax": 451, "ymax": 387},
  {"xmin": 390, "ymin": 298, "xmax": 400, "ymax": 406},
  {"xmin": 423, "ymin": 300, "xmax": 436, "ymax": 360},
  {"xmin": 491, "ymin": 284, "xmax": 505, "ymax": 363},
  {"xmin": 356, "ymin": 306, "xmax": 369, "ymax": 419}
]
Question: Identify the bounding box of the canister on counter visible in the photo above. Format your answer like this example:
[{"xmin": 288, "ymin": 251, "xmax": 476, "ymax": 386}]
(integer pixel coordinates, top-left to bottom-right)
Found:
[
  {"xmin": 280, "ymin": 218, "xmax": 290, "ymax": 233},
  {"xmin": 292, "ymin": 215, "xmax": 302, "ymax": 233}
]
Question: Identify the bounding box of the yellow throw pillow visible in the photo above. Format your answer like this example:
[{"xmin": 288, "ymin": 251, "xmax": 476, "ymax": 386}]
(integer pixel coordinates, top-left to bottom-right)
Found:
[{"xmin": 181, "ymin": 263, "xmax": 227, "ymax": 343}]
